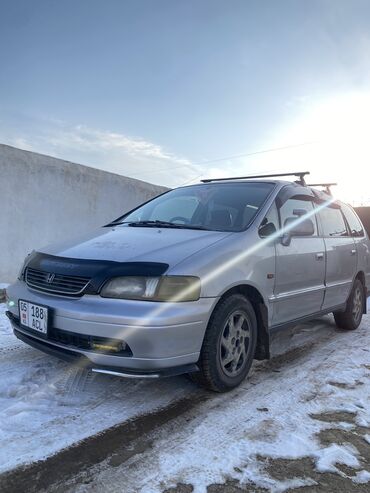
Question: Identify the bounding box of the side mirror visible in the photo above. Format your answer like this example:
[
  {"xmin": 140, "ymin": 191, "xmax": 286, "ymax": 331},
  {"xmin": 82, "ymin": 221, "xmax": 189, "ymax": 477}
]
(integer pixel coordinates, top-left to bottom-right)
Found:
[
  {"xmin": 281, "ymin": 217, "xmax": 315, "ymax": 246},
  {"xmin": 258, "ymin": 221, "xmax": 277, "ymax": 237}
]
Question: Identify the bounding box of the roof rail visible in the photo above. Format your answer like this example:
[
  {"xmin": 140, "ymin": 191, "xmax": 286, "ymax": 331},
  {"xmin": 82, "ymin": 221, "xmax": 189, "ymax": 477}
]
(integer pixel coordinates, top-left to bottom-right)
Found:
[
  {"xmin": 201, "ymin": 171, "xmax": 310, "ymax": 186},
  {"xmin": 308, "ymin": 183, "xmax": 337, "ymax": 196}
]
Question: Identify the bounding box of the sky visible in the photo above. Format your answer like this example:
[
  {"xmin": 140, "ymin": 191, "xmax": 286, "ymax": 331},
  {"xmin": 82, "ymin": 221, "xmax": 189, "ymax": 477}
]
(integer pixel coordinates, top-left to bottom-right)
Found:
[{"xmin": 1, "ymin": 0, "xmax": 370, "ymax": 203}]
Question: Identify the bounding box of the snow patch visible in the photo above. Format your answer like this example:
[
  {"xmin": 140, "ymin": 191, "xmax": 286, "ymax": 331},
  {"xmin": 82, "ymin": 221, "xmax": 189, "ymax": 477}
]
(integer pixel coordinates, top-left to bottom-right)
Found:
[
  {"xmin": 0, "ymin": 302, "xmax": 13, "ymax": 336},
  {"xmin": 315, "ymin": 443, "xmax": 360, "ymax": 473},
  {"xmin": 0, "ymin": 306, "xmax": 198, "ymax": 473},
  {"xmin": 271, "ymin": 478, "xmax": 318, "ymax": 493},
  {"xmin": 353, "ymin": 470, "xmax": 370, "ymax": 484}
]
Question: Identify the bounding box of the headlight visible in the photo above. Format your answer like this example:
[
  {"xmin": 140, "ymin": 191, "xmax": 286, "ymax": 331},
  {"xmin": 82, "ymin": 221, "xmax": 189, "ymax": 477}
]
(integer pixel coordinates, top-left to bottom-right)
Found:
[
  {"xmin": 100, "ymin": 277, "xmax": 159, "ymax": 300},
  {"xmin": 100, "ymin": 276, "xmax": 201, "ymax": 302}
]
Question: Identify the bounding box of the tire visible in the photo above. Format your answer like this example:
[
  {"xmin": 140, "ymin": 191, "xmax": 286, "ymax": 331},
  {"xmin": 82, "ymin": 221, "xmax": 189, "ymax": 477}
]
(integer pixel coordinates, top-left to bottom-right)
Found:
[
  {"xmin": 190, "ymin": 294, "xmax": 258, "ymax": 392},
  {"xmin": 333, "ymin": 278, "xmax": 365, "ymax": 331}
]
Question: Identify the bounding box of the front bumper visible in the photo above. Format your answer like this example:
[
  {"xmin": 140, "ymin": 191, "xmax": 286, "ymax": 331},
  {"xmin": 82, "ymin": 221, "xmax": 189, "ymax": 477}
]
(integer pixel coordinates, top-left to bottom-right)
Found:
[
  {"xmin": 9, "ymin": 321, "xmax": 198, "ymax": 378},
  {"xmin": 6, "ymin": 280, "xmax": 217, "ymax": 373}
]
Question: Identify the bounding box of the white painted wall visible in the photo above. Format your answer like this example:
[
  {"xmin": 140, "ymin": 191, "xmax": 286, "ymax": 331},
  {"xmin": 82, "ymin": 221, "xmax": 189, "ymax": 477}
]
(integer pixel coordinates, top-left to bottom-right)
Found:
[{"xmin": 0, "ymin": 144, "xmax": 167, "ymax": 282}]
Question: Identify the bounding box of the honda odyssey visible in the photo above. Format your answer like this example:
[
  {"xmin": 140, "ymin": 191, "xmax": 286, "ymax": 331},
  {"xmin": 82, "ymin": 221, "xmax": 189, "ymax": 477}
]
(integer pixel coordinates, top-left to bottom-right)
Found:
[{"xmin": 6, "ymin": 172, "xmax": 370, "ymax": 392}]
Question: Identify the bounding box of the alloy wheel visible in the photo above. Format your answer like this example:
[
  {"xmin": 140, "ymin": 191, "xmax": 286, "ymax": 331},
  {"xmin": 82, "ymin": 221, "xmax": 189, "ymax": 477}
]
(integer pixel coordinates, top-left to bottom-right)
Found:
[
  {"xmin": 219, "ymin": 310, "xmax": 250, "ymax": 377},
  {"xmin": 352, "ymin": 285, "xmax": 363, "ymax": 323}
]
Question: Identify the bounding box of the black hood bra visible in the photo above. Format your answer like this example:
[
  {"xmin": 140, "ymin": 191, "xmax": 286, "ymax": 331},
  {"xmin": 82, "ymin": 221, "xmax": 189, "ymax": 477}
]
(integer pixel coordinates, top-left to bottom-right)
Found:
[{"xmin": 25, "ymin": 252, "xmax": 169, "ymax": 295}]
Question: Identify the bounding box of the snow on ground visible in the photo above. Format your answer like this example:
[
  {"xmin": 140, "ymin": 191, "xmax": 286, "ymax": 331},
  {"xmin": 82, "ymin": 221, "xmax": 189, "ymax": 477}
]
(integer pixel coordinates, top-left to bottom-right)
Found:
[
  {"xmin": 0, "ymin": 298, "xmax": 370, "ymax": 493},
  {"xmin": 72, "ymin": 303, "xmax": 370, "ymax": 493},
  {"xmin": 0, "ymin": 301, "xmax": 198, "ymax": 473}
]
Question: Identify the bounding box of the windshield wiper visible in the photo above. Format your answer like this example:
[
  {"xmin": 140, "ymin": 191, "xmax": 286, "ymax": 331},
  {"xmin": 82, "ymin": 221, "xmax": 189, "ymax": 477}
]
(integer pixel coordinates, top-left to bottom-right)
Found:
[
  {"xmin": 105, "ymin": 220, "xmax": 178, "ymax": 227},
  {"xmin": 126, "ymin": 220, "xmax": 209, "ymax": 230},
  {"xmin": 128, "ymin": 220, "xmax": 178, "ymax": 228},
  {"xmin": 105, "ymin": 221, "xmax": 125, "ymax": 227}
]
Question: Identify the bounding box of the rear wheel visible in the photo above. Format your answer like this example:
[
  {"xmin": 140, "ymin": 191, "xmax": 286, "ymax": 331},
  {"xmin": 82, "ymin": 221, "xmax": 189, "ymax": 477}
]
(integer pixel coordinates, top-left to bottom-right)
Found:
[
  {"xmin": 333, "ymin": 278, "xmax": 364, "ymax": 331},
  {"xmin": 191, "ymin": 294, "xmax": 257, "ymax": 392}
]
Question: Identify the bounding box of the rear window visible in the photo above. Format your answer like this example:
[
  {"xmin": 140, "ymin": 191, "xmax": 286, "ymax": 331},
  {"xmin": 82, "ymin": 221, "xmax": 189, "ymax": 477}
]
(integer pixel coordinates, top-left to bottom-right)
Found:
[{"xmin": 341, "ymin": 203, "xmax": 365, "ymax": 237}]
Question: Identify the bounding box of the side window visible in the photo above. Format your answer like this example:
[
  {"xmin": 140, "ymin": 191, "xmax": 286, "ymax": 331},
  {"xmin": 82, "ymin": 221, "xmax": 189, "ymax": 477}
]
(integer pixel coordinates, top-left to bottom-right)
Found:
[
  {"xmin": 279, "ymin": 198, "xmax": 317, "ymax": 236},
  {"xmin": 259, "ymin": 202, "xmax": 279, "ymax": 237},
  {"xmin": 319, "ymin": 206, "xmax": 348, "ymax": 237},
  {"xmin": 341, "ymin": 203, "xmax": 365, "ymax": 238}
]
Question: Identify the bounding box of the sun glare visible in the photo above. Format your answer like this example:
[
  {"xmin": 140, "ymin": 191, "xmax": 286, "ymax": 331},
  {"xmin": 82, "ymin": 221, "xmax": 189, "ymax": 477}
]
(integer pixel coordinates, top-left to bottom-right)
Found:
[{"xmin": 245, "ymin": 92, "xmax": 370, "ymax": 205}]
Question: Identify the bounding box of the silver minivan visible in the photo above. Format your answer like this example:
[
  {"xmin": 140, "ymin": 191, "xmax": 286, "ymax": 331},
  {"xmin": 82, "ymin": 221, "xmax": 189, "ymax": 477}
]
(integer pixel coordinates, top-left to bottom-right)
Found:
[{"xmin": 6, "ymin": 172, "xmax": 370, "ymax": 392}]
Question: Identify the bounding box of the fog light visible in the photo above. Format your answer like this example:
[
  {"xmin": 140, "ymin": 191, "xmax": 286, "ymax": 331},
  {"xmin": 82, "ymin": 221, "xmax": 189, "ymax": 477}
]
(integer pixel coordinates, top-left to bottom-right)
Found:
[{"xmin": 91, "ymin": 340, "xmax": 127, "ymax": 353}]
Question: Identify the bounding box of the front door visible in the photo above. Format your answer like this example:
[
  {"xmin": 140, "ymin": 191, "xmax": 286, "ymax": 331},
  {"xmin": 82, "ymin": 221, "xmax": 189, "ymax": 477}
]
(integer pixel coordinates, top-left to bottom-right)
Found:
[{"xmin": 272, "ymin": 197, "xmax": 326, "ymax": 326}]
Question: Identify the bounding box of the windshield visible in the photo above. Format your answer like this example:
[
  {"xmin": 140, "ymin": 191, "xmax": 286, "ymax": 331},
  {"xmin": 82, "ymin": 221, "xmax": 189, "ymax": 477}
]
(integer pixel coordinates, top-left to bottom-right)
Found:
[{"xmin": 114, "ymin": 182, "xmax": 274, "ymax": 232}]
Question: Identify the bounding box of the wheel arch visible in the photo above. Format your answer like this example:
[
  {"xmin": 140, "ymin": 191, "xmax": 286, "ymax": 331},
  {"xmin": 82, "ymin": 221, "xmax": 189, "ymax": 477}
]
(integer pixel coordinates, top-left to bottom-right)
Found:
[
  {"xmin": 211, "ymin": 284, "xmax": 270, "ymax": 360},
  {"xmin": 355, "ymin": 270, "xmax": 365, "ymax": 285}
]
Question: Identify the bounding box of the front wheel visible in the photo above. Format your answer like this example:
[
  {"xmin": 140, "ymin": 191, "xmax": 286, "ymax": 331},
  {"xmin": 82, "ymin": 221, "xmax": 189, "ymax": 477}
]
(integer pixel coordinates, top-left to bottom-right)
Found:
[
  {"xmin": 333, "ymin": 279, "xmax": 365, "ymax": 331},
  {"xmin": 191, "ymin": 294, "xmax": 257, "ymax": 392}
]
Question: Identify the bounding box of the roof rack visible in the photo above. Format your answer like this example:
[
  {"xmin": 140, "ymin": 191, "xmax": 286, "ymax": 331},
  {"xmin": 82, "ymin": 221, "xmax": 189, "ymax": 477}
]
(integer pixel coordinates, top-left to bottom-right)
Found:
[
  {"xmin": 308, "ymin": 183, "xmax": 337, "ymax": 196},
  {"xmin": 201, "ymin": 171, "xmax": 310, "ymax": 186}
]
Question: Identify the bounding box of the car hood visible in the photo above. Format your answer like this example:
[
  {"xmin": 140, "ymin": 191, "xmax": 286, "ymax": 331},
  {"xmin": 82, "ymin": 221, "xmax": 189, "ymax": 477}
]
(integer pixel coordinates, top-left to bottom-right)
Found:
[{"xmin": 37, "ymin": 226, "xmax": 231, "ymax": 269}]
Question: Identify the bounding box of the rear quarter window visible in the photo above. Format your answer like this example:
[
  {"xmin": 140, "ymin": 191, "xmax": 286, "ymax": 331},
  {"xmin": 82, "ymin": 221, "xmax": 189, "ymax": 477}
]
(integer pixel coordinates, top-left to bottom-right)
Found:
[
  {"xmin": 319, "ymin": 206, "xmax": 348, "ymax": 237},
  {"xmin": 341, "ymin": 203, "xmax": 365, "ymax": 238}
]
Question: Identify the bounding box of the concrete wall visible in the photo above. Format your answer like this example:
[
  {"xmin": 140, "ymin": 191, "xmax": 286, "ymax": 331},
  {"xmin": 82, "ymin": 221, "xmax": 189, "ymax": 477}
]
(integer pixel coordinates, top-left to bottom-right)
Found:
[{"xmin": 0, "ymin": 144, "xmax": 167, "ymax": 282}]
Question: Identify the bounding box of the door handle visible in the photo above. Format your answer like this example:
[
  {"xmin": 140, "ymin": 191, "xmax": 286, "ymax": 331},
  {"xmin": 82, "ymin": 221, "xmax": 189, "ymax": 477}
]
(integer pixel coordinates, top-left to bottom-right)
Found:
[
  {"xmin": 316, "ymin": 252, "xmax": 324, "ymax": 260},
  {"xmin": 351, "ymin": 249, "xmax": 357, "ymax": 256}
]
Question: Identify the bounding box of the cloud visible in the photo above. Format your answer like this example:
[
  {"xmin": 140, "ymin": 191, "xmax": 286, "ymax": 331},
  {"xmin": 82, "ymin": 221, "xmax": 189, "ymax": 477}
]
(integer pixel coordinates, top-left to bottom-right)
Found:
[
  {"xmin": 0, "ymin": 120, "xmax": 201, "ymax": 187},
  {"xmin": 1, "ymin": 118, "xmax": 259, "ymax": 188},
  {"xmin": 2, "ymin": 102, "xmax": 368, "ymax": 204},
  {"xmin": 49, "ymin": 125, "xmax": 185, "ymax": 161},
  {"xmin": 2, "ymin": 120, "xmax": 268, "ymax": 188}
]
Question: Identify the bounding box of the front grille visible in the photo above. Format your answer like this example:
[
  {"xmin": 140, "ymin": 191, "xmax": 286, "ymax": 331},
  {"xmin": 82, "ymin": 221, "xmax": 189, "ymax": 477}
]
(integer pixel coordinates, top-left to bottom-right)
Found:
[{"xmin": 25, "ymin": 267, "xmax": 90, "ymax": 295}]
